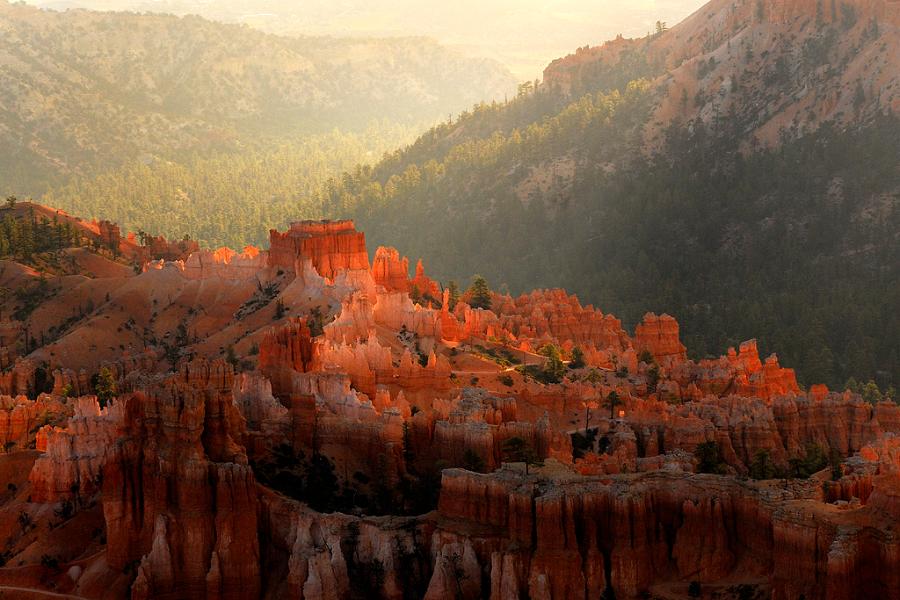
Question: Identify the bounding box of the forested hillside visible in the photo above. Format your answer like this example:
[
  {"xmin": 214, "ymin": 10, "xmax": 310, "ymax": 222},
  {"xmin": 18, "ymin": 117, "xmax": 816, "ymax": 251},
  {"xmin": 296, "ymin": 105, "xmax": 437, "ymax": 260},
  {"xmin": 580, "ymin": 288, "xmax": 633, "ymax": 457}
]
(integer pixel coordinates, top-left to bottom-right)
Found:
[
  {"xmin": 41, "ymin": 123, "xmax": 419, "ymax": 248},
  {"xmin": 0, "ymin": 0, "xmax": 515, "ymax": 194},
  {"xmin": 312, "ymin": 0, "xmax": 900, "ymax": 389}
]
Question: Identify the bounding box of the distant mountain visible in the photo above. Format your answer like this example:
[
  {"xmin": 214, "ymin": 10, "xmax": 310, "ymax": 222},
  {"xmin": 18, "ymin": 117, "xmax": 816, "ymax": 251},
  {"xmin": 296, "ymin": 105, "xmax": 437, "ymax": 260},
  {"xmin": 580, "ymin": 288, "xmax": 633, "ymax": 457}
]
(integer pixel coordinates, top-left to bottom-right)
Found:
[
  {"xmin": 25, "ymin": 0, "xmax": 709, "ymax": 80},
  {"xmin": 318, "ymin": 0, "xmax": 900, "ymax": 388},
  {"xmin": 0, "ymin": 0, "xmax": 516, "ymax": 194}
]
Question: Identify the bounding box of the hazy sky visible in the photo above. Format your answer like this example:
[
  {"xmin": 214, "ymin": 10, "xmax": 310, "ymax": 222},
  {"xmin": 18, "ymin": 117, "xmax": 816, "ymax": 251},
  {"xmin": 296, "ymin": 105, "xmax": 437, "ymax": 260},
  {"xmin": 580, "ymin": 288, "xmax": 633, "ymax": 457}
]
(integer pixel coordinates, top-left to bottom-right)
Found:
[{"xmin": 29, "ymin": 0, "xmax": 708, "ymax": 78}]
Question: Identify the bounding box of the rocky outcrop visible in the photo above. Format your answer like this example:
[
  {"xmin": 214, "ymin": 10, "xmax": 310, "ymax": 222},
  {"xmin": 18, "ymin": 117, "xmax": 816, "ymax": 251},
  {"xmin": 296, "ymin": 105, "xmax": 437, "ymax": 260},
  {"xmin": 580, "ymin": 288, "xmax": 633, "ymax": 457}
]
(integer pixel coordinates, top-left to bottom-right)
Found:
[
  {"xmin": 268, "ymin": 220, "xmax": 369, "ymax": 279},
  {"xmin": 29, "ymin": 396, "xmax": 123, "ymax": 503},
  {"xmin": 493, "ymin": 289, "xmax": 630, "ymax": 351},
  {"xmin": 0, "ymin": 392, "xmax": 68, "ymax": 452},
  {"xmin": 51, "ymin": 367, "xmax": 91, "ymax": 397},
  {"xmin": 372, "ymin": 246, "xmax": 410, "ymax": 292},
  {"xmin": 102, "ymin": 375, "xmax": 258, "ymax": 600},
  {"xmin": 374, "ymin": 291, "xmax": 443, "ymax": 342},
  {"xmin": 410, "ymin": 259, "xmax": 442, "ymax": 302},
  {"xmin": 181, "ymin": 246, "xmax": 268, "ymax": 281},
  {"xmin": 259, "ymin": 319, "xmax": 316, "ymax": 397},
  {"xmin": 134, "ymin": 233, "xmax": 199, "ymax": 263},
  {"xmin": 634, "ymin": 312, "xmax": 688, "ymax": 367},
  {"xmin": 232, "ymin": 372, "xmax": 290, "ymax": 457},
  {"xmin": 434, "ymin": 467, "xmax": 900, "ymax": 600},
  {"xmin": 666, "ymin": 338, "xmax": 800, "ymax": 401},
  {"xmin": 0, "ymin": 357, "xmax": 37, "ymax": 397},
  {"xmin": 2, "ymin": 211, "xmax": 894, "ymax": 600}
]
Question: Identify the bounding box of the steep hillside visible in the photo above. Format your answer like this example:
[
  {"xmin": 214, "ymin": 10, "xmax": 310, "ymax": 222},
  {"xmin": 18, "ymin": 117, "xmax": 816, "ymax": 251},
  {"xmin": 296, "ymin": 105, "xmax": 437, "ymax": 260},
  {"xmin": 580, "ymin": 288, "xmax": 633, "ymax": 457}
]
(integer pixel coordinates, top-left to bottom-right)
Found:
[
  {"xmin": 545, "ymin": 0, "xmax": 900, "ymax": 146},
  {"xmin": 318, "ymin": 0, "xmax": 900, "ymax": 389},
  {"xmin": 0, "ymin": 0, "xmax": 515, "ymax": 193}
]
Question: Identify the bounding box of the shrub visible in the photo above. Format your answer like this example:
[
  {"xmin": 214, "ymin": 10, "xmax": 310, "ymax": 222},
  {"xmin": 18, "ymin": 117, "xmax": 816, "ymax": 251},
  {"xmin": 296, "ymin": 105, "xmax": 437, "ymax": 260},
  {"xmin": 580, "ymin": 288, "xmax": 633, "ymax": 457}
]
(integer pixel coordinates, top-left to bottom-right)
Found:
[{"xmin": 695, "ymin": 441, "xmax": 727, "ymax": 474}]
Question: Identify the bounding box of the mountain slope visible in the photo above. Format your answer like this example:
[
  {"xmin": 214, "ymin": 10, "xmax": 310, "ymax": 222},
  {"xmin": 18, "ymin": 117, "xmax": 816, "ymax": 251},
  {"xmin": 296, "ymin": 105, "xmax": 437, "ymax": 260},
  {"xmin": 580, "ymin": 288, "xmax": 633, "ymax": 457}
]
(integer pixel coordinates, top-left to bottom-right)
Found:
[
  {"xmin": 545, "ymin": 0, "xmax": 900, "ymax": 147},
  {"xmin": 318, "ymin": 0, "xmax": 900, "ymax": 389},
  {"xmin": 0, "ymin": 0, "xmax": 516, "ymax": 194}
]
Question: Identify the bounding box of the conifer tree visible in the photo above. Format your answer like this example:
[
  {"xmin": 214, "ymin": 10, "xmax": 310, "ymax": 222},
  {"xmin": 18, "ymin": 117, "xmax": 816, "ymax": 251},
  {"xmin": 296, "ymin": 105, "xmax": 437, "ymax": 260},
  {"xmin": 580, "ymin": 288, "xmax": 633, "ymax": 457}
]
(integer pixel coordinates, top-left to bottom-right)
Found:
[{"xmin": 467, "ymin": 275, "xmax": 492, "ymax": 310}]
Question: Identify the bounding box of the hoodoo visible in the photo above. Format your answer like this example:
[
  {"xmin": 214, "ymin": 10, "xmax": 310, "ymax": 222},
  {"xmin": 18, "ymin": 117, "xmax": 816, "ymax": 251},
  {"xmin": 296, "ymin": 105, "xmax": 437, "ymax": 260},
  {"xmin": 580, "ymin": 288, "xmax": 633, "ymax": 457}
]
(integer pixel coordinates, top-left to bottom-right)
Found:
[{"xmin": 0, "ymin": 210, "xmax": 895, "ymax": 599}]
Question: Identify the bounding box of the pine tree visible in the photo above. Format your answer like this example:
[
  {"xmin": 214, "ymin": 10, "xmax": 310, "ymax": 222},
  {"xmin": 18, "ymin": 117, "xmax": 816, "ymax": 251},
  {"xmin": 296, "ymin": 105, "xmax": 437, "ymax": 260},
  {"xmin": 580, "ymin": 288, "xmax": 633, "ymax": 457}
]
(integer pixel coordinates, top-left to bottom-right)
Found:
[
  {"xmin": 606, "ymin": 391, "xmax": 621, "ymax": 420},
  {"xmin": 95, "ymin": 367, "xmax": 117, "ymax": 409},
  {"xmin": 467, "ymin": 275, "xmax": 492, "ymax": 310},
  {"xmin": 446, "ymin": 281, "xmax": 460, "ymax": 311}
]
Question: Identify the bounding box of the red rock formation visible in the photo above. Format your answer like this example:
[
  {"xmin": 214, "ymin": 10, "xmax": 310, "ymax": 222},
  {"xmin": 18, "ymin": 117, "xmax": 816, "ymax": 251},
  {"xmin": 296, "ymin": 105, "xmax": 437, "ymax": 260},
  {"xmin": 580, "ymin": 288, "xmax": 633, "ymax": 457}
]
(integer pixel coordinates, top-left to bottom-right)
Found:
[
  {"xmin": 259, "ymin": 319, "xmax": 316, "ymax": 397},
  {"xmin": 666, "ymin": 338, "xmax": 800, "ymax": 401},
  {"xmin": 2, "ymin": 206, "xmax": 894, "ymax": 600},
  {"xmin": 268, "ymin": 220, "xmax": 369, "ymax": 279},
  {"xmin": 0, "ymin": 357, "xmax": 37, "ymax": 396},
  {"xmin": 371, "ymin": 246, "xmax": 409, "ymax": 292},
  {"xmin": 439, "ymin": 289, "xmax": 462, "ymax": 342},
  {"xmin": 181, "ymin": 246, "xmax": 267, "ymax": 281},
  {"xmin": 409, "ymin": 259, "xmax": 442, "ymax": 302},
  {"xmin": 415, "ymin": 390, "xmax": 570, "ymax": 472},
  {"xmin": 325, "ymin": 292, "xmax": 376, "ymax": 344},
  {"xmin": 29, "ymin": 396, "xmax": 123, "ymax": 503},
  {"xmin": 435, "ymin": 467, "xmax": 900, "ymax": 599},
  {"xmin": 634, "ymin": 312, "xmax": 688, "ymax": 367},
  {"xmin": 137, "ymin": 233, "xmax": 200, "ymax": 263},
  {"xmin": 102, "ymin": 376, "xmax": 259, "ymax": 599},
  {"xmin": 0, "ymin": 393, "xmax": 68, "ymax": 452},
  {"xmin": 493, "ymin": 289, "xmax": 630, "ymax": 351},
  {"xmin": 374, "ymin": 290, "xmax": 443, "ymax": 340},
  {"xmin": 96, "ymin": 220, "xmax": 122, "ymax": 250},
  {"xmin": 51, "ymin": 367, "xmax": 91, "ymax": 397}
]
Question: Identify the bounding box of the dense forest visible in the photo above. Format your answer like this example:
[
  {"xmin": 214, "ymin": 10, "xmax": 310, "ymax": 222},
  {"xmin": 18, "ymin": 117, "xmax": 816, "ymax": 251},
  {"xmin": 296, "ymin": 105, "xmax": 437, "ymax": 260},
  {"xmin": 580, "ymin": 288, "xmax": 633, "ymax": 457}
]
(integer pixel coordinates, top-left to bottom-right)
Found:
[
  {"xmin": 309, "ymin": 79, "xmax": 899, "ymax": 391},
  {"xmin": 0, "ymin": 203, "xmax": 80, "ymax": 260},
  {"xmin": 41, "ymin": 123, "xmax": 420, "ymax": 248}
]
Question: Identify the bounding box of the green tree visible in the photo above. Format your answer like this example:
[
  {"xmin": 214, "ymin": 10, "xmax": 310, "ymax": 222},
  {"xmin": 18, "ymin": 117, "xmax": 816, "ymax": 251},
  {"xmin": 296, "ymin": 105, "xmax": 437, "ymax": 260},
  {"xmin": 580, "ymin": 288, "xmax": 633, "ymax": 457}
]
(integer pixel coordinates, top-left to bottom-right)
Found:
[
  {"xmin": 274, "ymin": 299, "xmax": 286, "ymax": 320},
  {"xmin": 830, "ymin": 449, "xmax": 843, "ymax": 481},
  {"xmin": 94, "ymin": 367, "xmax": 117, "ymax": 409},
  {"xmin": 862, "ymin": 380, "xmax": 883, "ymax": 405},
  {"xmin": 749, "ymin": 449, "xmax": 777, "ymax": 480},
  {"xmin": 467, "ymin": 275, "xmax": 492, "ymax": 310},
  {"xmin": 462, "ymin": 448, "xmax": 486, "ymax": 473},
  {"xmin": 501, "ymin": 436, "xmax": 542, "ymax": 475},
  {"xmin": 688, "ymin": 581, "xmax": 701, "ymax": 598},
  {"xmin": 695, "ymin": 441, "xmax": 726, "ymax": 474},
  {"xmin": 225, "ymin": 345, "xmax": 239, "ymax": 370},
  {"xmin": 409, "ymin": 284, "xmax": 422, "ymax": 305},
  {"xmin": 446, "ymin": 280, "xmax": 460, "ymax": 311},
  {"xmin": 788, "ymin": 443, "xmax": 828, "ymax": 478},
  {"xmin": 605, "ymin": 391, "xmax": 622, "ymax": 420},
  {"xmin": 570, "ymin": 346, "xmax": 586, "ymax": 369},
  {"xmin": 646, "ymin": 364, "xmax": 660, "ymax": 393},
  {"xmin": 539, "ymin": 344, "xmax": 567, "ymax": 382}
]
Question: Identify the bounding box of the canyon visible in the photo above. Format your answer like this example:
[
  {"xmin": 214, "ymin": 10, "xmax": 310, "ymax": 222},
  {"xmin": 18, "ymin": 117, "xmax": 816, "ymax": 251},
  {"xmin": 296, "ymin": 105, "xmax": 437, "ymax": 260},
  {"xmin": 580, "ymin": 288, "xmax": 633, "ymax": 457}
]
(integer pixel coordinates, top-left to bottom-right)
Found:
[{"xmin": 0, "ymin": 205, "xmax": 896, "ymax": 599}]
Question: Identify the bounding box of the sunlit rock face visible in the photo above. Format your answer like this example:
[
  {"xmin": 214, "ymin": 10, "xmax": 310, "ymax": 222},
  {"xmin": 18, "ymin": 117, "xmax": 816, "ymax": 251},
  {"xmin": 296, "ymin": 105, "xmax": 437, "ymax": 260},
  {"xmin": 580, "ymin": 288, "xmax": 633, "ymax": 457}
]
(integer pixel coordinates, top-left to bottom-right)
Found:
[
  {"xmin": 268, "ymin": 220, "xmax": 370, "ymax": 279},
  {"xmin": 0, "ymin": 212, "xmax": 895, "ymax": 600}
]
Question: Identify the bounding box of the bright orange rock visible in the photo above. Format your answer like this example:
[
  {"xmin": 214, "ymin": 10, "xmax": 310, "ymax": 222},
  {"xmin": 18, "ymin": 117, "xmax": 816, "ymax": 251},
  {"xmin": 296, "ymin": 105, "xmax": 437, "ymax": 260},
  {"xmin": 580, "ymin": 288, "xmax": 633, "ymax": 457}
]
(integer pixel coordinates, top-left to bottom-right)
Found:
[
  {"xmin": 268, "ymin": 220, "xmax": 369, "ymax": 279},
  {"xmin": 634, "ymin": 312, "xmax": 688, "ymax": 367}
]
